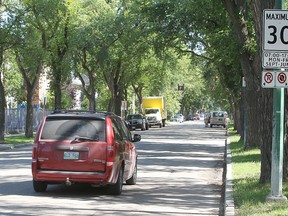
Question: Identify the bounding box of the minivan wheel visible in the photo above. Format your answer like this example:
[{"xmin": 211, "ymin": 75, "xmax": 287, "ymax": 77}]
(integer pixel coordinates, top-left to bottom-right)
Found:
[
  {"xmin": 126, "ymin": 163, "xmax": 137, "ymax": 185},
  {"xmin": 33, "ymin": 180, "xmax": 47, "ymax": 192},
  {"xmin": 109, "ymin": 166, "xmax": 123, "ymax": 195},
  {"xmin": 146, "ymin": 124, "xmax": 149, "ymax": 130},
  {"xmin": 210, "ymin": 124, "xmax": 213, "ymax": 128}
]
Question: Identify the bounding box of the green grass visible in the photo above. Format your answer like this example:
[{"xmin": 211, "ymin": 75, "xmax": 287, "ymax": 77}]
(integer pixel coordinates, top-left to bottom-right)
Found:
[
  {"xmin": 230, "ymin": 133, "xmax": 288, "ymax": 216},
  {"xmin": 4, "ymin": 135, "xmax": 34, "ymax": 144}
]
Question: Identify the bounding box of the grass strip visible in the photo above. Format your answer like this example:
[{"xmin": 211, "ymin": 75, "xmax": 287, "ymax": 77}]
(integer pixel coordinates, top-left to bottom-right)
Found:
[
  {"xmin": 4, "ymin": 135, "xmax": 34, "ymax": 144},
  {"xmin": 230, "ymin": 134, "xmax": 288, "ymax": 216}
]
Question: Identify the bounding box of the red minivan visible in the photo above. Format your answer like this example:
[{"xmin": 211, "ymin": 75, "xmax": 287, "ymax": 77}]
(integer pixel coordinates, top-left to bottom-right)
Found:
[{"xmin": 32, "ymin": 111, "xmax": 141, "ymax": 195}]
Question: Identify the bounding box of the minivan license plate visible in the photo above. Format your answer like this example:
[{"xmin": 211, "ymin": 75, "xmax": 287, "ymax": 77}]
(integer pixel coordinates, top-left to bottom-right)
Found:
[{"xmin": 64, "ymin": 152, "xmax": 79, "ymax": 159}]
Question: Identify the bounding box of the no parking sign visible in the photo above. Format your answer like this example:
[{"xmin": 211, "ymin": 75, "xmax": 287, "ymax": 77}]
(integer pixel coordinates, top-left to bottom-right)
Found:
[
  {"xmin": 276, "ymin": 71, "xmax": 288, "ymax": 87},
  {"xmin": 262, "ymin": 71, "xmax": 275, "ymax": 88},
  {"xmin": 262, "ymin": 71, "xmax": 288, "ymax": 88}
]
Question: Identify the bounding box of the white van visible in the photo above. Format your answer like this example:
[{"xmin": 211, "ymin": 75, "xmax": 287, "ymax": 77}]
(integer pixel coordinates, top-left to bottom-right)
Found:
[{"xmin": 210, "ymin": 111, "xmax": 228, "ymax": 128}]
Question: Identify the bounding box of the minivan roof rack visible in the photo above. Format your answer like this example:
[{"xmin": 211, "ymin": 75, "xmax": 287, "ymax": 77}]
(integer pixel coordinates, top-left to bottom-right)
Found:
[
  {"xmin": 52, "ymin": 109, "xmax": 96, "ymax": 114},
  {"xmin": 52, "ymin": 109, "xmax": 116, "ymax": 116}
]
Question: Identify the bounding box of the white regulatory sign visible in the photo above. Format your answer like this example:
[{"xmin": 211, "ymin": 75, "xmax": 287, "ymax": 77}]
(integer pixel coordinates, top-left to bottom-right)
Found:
[
  {"xmin": 263, "ymin": 10, "xmax": 288, "ymax": 51},
  {"xmin": 262, "ymin": 71, "xmax": 288, "ymax": 88},
  {"xmin": 262, "ymin": 71, "xmax": 275, "ymax": 88},
  {"xmin": 263, "ymin": 51, "xmax": 288, "ymax": 68},
  {"xmin": 276, "ymin": 71, "xmax": 288, "ymax": 87}
]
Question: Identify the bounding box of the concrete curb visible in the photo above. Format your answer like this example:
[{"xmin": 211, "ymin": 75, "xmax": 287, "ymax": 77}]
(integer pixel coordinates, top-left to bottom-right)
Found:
[{"xmin": 224, "ymin": 138, "xmax": 235, "ymax": 216}]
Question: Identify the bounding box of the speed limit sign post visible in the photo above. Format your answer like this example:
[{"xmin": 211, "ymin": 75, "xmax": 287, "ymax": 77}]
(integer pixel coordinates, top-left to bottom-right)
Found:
[
  {"xmin": 263, "ymin": 10, "xmax": 288, "ymax": 51},
  {"xmin": 263, "ymin": 10, "xmax": 288, "ymax": 68},
  {"xmin": 263, "ymin": 7, "xmax": 287, "ymax": 202}
]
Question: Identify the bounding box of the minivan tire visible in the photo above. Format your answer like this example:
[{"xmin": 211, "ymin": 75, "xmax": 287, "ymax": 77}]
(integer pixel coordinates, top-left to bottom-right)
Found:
[
  {"xmin": 126, "ymin": 163, "xmax": 137, "ymax": 185},
  {"xmin": 33, "ymin": 180, "xmax": 47, "ymax": 192},
  {"xmin": 109, "ymin": 166, "xmax": 123, "ymax": 195}
]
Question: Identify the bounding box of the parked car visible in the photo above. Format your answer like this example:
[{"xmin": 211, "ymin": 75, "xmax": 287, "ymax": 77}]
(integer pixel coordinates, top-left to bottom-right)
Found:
[
  {"xmin": 171, "ymin": 114, "xmax": 184, "ymax": 123},
  {"xmin": 126, "ymin": 114, "xmax": 149, "ymax": 130},
  {"xmin": 210, "ymin": 111, "xmax": 228, "ymax": 128},
  {"xmin": 185, "ymin": 114, "xmax": 193, "ymax": 121},
  {"xmin": 32, "ymin": 110, "xmax": 141, "ymax": 195},
  {"xmin": 193, "ymin": 113, "xmax": 200, "ymax": 120}
]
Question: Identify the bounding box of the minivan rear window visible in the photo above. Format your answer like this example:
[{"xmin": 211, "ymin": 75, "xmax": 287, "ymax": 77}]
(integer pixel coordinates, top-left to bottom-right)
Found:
[
  {"xmin": 41, "ymin": 118, "xmax": 106, "ymax": 141},
  {"xmin": 213, "ymin": 112, "xmax": 224, "ymax": 117}
]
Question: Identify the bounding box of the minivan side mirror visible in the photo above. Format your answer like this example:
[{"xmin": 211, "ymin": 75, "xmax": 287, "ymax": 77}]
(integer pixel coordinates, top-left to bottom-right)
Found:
[{"xmin": 133, "ymin": 134, "xmax": 141, "ymax": 142}]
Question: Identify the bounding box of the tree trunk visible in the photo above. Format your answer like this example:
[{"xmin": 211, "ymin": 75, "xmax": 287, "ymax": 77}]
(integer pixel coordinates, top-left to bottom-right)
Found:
[
  {"xmin": 103, "ymin": 60, "xmax": 125, "ymax": 115},
  {"xmin": 77, "ymin": 49, "xmax": 97, "ymax": 111},
  {"xmin": 0, "ymin": 47, "xmax": 5, "ymax": 143},
  {"xmin": 223, "ymin": 0, "xmax": 274, "ymax": 183},
  {"xmin": 0, "ymin": 78, "xmax": 5, "ymax": 143},
  {"xmin": 232, "ymin": 95, "xmax": 242, "ymax": 136},
  {"xmin": 52, "ymin": 61, "xmax": 62, "ymax": 111},
  {"xmin": 25, "ymin": 87, "xmax": 34, "ymax": 138},
  {"xmin": 132, "ymin": 83, "xmax": 143, "ymax": 113},
  {"xmin": 250, "ymin": 0, "xmax": 274, "ymax": 184},
  {"xmin": 115, "ymin": 92, "xmax": 123, "ymax": 116},
  {"xmin": 85, "ymin": 73, "xmax": 96, "ymax": 111}
]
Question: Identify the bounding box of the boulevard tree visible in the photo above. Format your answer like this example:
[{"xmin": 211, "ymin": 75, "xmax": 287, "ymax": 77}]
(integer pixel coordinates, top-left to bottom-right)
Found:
[
  {"xmin": 0, "ymin": 47, "xmax": 5, "ymax": 143},
  {"xmin": 223, "ymin": 0, "xmax": 275, "ymax": 183},
  {"xmin": 45, "ymin": 0, "xmax": 71, "ymax": 110},
  {"xmin": 1, "ymin": 0, "xmax": 72, "ymax": 137},
  {"xmin": 137, "ymin": 0, "xmax": 285, "ymax": 183},
  {"xmin": 10, "ymin": 1, "xmax": 47, "ymax": 137},
  {"xmin": 69, "ymin": 0, "xmax": 120, "ymax": 111},
  {"xmin": 0, "ymin": 1, "xmax": 10, "ymax": 142}
]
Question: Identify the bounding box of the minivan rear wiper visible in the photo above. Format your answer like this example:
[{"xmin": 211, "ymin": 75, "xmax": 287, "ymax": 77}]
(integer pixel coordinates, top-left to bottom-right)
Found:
[{"xmin": 73, "ymin": 136, "xmax": 99, "ymax": 142}]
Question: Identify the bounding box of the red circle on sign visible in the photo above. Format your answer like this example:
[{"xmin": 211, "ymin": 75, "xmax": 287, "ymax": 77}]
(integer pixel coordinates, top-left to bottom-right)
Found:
[
  {"xmin": 264, "ymin": 72, "xmax": 273, "ymax": 84},
  {"xmin": 277, "ymin": 72, "xmax": 286, "ymax": 84}
]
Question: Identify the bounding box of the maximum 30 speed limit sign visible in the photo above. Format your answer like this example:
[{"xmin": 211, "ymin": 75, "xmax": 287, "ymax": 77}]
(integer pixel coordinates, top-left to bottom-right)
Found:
[{"xmin": 263, "ymin": 10, "xmax": 288, "ymax": 51}]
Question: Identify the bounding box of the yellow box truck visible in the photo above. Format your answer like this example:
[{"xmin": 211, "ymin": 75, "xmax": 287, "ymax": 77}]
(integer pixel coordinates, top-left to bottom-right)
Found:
[{"xmin": 142, "ymin": 96, "xmax": 167, "ymax": 128}]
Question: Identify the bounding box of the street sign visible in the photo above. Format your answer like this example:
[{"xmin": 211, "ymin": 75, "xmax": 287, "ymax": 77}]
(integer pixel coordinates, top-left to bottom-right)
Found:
[
  {"xmin": 262, "ymin": 10, "xmax": 288, "ymax": 68},
  {"xmin": 263, "ymin": 51, "xmax": 288, "ymax": 68},
  {"xmin": 263, "ymin": 10, "xmax": 288, "ymax": 51},
  {"xmin": 262, "ymin": 71, "xmax": 275, "ymax": 88},
  {"xmin": 276, "ymin": 71, "xmax": 288, "ymax": 87},
  {"xmin": 262, "ymin": 71, "xmax": 288, "ymax": 88}
]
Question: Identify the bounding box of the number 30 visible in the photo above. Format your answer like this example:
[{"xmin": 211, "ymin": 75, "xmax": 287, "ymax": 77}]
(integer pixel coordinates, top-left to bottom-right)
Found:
[{"xmin": 268, "ymin": 25, "xmax": 288, "ymax": 45}]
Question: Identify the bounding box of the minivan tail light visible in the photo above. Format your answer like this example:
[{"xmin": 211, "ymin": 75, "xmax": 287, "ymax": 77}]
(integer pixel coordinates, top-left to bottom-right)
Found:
[
  {"xmin": 106, "ymin": 118, "xmax": 115, "ymax": 163},
  {"xmin": 32, "ymin": 142, "xmax": 39, "ymax": 159},
  {"xmin": 107, "ymin": 145, "xmax": 115, "ymax": 162}
]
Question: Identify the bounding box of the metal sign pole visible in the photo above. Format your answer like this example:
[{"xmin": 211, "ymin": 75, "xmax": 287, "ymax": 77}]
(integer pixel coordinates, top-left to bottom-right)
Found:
[{"xmin": 266, "ymin": 0, "xmax": 287, "ymax": 201}]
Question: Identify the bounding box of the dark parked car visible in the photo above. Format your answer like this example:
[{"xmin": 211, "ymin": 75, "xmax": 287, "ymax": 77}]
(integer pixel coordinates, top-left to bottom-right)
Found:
[
  {"xmin": 185, "ymin": 114, "xmax": 193, "ymax": 121},
  {"xmin": 126, "ymin": 114, "xmax": 149, "ymax": 130},
  {"xmin": 32, "ymin": 110, "xmax": 141, "ymax": 195}
]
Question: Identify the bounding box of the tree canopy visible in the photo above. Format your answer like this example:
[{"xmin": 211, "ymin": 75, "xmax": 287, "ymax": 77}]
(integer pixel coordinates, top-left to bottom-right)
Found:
[{"xmin": 1, "ymin": 0, "xmax": 285, "ymax": 183}]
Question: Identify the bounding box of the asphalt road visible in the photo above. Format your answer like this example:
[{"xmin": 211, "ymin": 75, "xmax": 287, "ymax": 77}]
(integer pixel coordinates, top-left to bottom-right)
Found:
[{"xmin": 0, "ymin": 120, "xmax": 227, "ymax": 216}]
